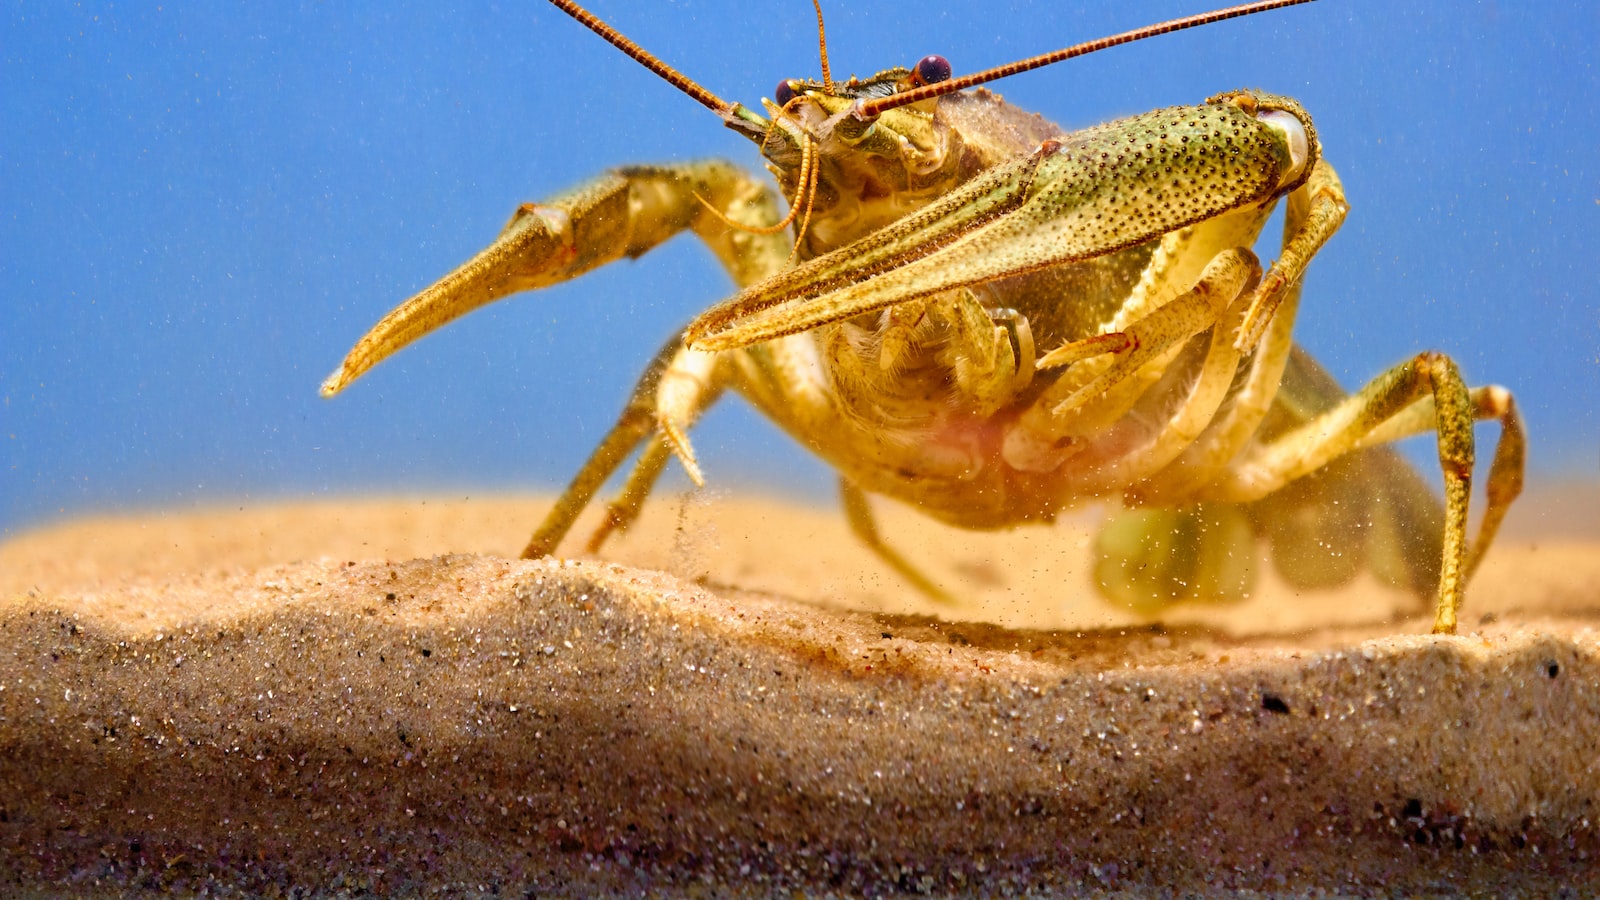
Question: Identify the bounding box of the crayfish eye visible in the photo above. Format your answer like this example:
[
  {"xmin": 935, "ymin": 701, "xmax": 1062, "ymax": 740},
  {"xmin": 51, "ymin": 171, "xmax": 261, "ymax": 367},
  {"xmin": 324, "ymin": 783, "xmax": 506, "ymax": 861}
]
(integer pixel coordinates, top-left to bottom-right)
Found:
[
  {"xmin": 774, "ymin": 79, "xmax": 798, "ymax": 106},
  {"xmin": 911, "ymin": 55, "xmax": 952, "ymax": 87}
]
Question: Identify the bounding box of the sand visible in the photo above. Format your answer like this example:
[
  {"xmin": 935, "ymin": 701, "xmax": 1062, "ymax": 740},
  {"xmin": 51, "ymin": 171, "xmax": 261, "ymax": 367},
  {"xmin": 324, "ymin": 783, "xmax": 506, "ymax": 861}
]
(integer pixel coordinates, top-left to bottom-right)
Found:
[{"xmin": 2, "ymin": 491, "xmax": 1598, "ymax": 896}]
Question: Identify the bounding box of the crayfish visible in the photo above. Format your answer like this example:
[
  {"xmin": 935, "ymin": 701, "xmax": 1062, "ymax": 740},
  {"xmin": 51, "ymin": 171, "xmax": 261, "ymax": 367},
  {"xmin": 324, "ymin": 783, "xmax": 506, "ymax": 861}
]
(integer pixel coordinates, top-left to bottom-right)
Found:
[{"xmin": 322, "ymin": 0, "xmax": 1525, "ymax": 634}]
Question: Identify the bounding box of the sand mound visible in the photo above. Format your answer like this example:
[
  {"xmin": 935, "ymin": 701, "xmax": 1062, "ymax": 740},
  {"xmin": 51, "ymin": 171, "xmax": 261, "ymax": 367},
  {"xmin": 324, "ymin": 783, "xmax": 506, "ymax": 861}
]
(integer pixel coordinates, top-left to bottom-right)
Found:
[{"xmin": 2, "ymin": 494, "xmax": 1597, "ymax": 895}]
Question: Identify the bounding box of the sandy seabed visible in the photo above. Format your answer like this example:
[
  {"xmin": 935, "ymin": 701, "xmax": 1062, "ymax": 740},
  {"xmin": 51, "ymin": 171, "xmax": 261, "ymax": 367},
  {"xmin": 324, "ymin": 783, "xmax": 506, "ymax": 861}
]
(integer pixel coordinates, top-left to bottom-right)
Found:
[{"xmin": 2, "ymin": 489, "xmax": 1598, "ymax": 897}]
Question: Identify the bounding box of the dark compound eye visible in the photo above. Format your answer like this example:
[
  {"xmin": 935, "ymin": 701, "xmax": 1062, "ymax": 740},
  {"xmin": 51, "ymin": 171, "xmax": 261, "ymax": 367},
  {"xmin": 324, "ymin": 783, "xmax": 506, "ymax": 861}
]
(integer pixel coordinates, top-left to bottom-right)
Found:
[
  {"xmin": 912, "ymin": 55, "xmax": 952, "ymax": 87},
  {"xmin": 774, "ymin": 79, "xmax": 797, "ymax": 106}
]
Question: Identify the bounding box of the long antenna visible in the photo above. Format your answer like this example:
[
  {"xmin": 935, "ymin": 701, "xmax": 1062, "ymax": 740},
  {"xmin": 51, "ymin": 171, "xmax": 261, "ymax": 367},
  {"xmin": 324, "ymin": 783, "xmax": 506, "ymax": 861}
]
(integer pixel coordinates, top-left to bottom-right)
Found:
[
  {"xmin": 857, "ymin": 0, "xmax": 1316, "ymax": 118},
  {"xmin": 545, "ymin": 0, "xmax": 731, "ymax": 113},
  {"xmin": 545, "ymin": 0, "xmax": 1316, "ymax": 121}
]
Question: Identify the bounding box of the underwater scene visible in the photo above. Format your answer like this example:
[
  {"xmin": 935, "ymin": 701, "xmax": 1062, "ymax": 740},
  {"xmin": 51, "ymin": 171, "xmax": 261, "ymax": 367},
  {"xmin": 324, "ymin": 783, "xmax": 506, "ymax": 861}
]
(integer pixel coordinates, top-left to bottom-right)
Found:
[{"xmin": 3, "ymin": 1, "xmax": 1597, "ymax": 894}]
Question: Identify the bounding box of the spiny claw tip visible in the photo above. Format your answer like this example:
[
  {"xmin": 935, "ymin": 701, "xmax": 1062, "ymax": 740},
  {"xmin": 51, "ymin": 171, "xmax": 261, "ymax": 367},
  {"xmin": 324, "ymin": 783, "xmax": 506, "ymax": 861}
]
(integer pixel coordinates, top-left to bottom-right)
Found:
[
  {"xmin": 682, "ymin": 324, "xmax": 713, "ymax": 351},
  {"xmin": 319, "ymin": 369, "xmax": 349, "ymax": 398}
]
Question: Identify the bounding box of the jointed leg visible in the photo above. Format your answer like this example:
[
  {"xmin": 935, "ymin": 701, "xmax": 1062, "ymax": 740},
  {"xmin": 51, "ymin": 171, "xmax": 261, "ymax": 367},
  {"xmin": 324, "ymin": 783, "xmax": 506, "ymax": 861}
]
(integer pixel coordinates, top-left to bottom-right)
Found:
[
  {"xmin": 839, "ymin": 479, "xmax": 959, "ymax": 605},
  {"xmin": 1348, "ymin": 384, "xmax": 1526, "ymax": 580},
  {"xmin": 1233, "ymin": 158, "xmax": 1349, "ymax": 352},
  {"xmin": 1460, "ymin": 388, "xmax": 1524, "ymax": 579},
  {"xmin": 521, "ymin": 339, "xmax": 727, "ymax": 559},
  {"xmin": 1130, "ymin": 168, "xmax": 1325, "ymax": 504},
  {"xmin": 1004, "ymin": 247, "xmax": 1261, "ymax": 474},
  {"xmin": 520, "ymin": 406, "xmax": 654, "ymax": 558},
  {"xmin": 584, "ymin": 434, "xmax": 673, "ymax": 554},
  {"xmin": 1205, "ymin": 351, "xmax": 1515, "ymax": 634}
]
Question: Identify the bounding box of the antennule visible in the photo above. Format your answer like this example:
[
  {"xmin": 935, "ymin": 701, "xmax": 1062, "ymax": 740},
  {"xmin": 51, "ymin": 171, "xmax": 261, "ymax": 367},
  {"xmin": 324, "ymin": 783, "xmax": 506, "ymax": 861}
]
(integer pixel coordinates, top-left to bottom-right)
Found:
[
  {"xmin": 857, "ymin": 0, "xmax": 1316, "ymax": 118},
  {"xmin": 810, "ymin": 0, "xmax": 835, "ymax": 94}
]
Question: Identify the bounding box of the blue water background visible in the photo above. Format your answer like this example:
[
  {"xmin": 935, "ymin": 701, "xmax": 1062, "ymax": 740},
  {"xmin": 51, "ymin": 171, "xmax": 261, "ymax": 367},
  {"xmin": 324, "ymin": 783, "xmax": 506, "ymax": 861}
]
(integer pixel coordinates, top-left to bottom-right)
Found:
[{"xmin": 4, "ymin": 1, "xmax": 1596, "ymax": 534}]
